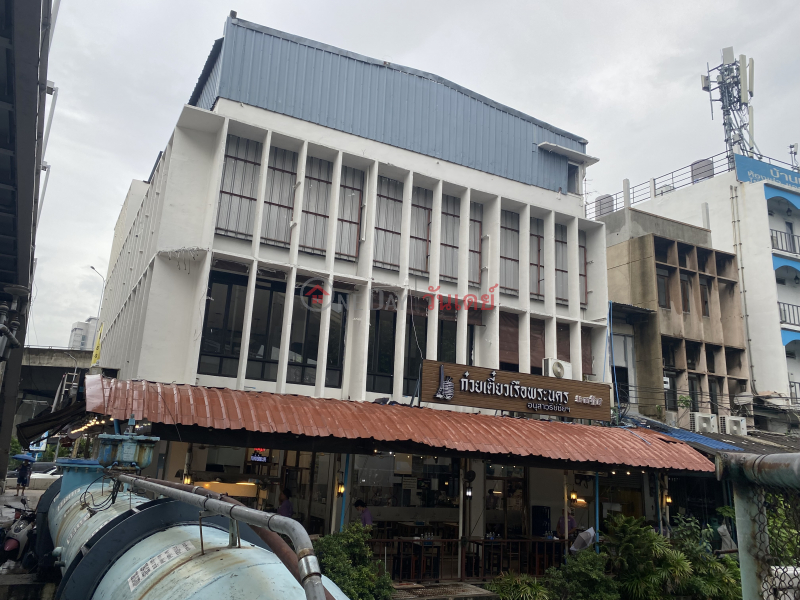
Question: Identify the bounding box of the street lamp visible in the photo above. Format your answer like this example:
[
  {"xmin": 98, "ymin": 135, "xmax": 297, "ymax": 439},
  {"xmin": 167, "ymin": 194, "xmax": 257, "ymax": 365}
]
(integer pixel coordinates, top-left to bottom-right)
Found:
[{"xmin": 89, "ymin": 266, "xmax": 106, "ymax": 361}]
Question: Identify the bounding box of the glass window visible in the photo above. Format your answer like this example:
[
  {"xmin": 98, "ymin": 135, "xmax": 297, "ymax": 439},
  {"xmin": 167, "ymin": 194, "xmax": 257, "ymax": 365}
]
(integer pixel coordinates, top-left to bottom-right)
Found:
[
  {"xmin": 373, "ymin": 177, "xmax": 403, "ymax": 271},
  {"xmin": 700, "ymin": 279, "xmax": 710, "ymax": 317},
  {"xmin": 500, "ymin": 210, "xmax": 520, "ymax": 295},
  {"xmin": 579, "ymin": 230, "xmax": 588, "ymax": 306},
  {"xmin": 680, "ymin": 274, "xmax": 691, "ymax": 313},
  {"xmin": 709, "ymin": 379, "xmax": 720, "ymax": 415},
  {"xmin": 530, "ymin": 218, "xmax": 544, "ymax": 300},
  {"xmin": 352, "ymin": 454, "xmax": 460, "ymax": 515},
  {"xmin": 261, "ymin": 147, "xmax": 298, "ymax": 248},
  {"xmin": 244, "ymin": 281, "xmax": 347, "ymax": 388},
  {"xmin": 216, "ymin": 135, "xmax": 262, "ymax": 240},
  {"xmin": 245, "ymin": 280, "xmax": 285, "ymax": 382},
  {"xmin": 485, "ymin": 462, "xmax": 527, "ymax": 538},
  {"xmin": 325, "ymin": 296, "xmax": 347, "ymax": 388},
  {"xmin": 198, "ymin": 271, "xmax": 248, "ymax": 377},
  {"xmin": 403, "ymin": 309, "xmax": 427, "ymax": 396},
  {"xmin": 337, "ymin": 167, "xmax": 364, "ymax": 261},
  {"xmin": 555, "ymin": 224, "xmax": 568, "ymax": 304},
  {"xmin": 688, "ymin": 375, "xmax": 700, "ymax": 412},
  {"xmin": 469, "ymin": 203, "xmax": 483, "ymax": 287},
  {"xmin": 657, "ymin": 269, "xmax": 670, "ymax": 309},
  {"xmin": 409, "ymin": 187, "xmax": 432, "ymax": 275},
  {"xmin": 299, "ymin": 157, "xmax": 333, "ymax": 256},
  {"xmin": 664, "ymin": 374, "xmax": 678, "ymax": 411},
  {"xmin": 440, "ymin": 195, "xmax": 460, "ymax": 282},
  {"xmin": 438, "ymin": 320, "xmax": 457, "ymax": 364},
  {"xmin": 367, "ymin": 303, "xmax": 396, "ymax": 393},
  {"xmin": 567, "ymin": 164, "xmax": 580, "ymax": 194}
]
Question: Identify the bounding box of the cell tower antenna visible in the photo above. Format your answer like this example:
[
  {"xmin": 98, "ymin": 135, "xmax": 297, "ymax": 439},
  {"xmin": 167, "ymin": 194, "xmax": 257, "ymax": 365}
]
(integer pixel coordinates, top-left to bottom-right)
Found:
[
  {"xmin": 790, "ymin": 144, "xmax": 799, "ymax": 172},
  {"xmin": 700, "ymin": 46, "xmax": 761, "ymax": 165}
]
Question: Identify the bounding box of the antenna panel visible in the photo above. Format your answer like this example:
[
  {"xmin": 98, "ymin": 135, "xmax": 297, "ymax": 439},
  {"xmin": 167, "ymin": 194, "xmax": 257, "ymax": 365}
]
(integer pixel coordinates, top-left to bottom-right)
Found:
[
  {"xmin": 722, "ymin": 47, "xmax": 735, "ymax": 64},
  {"xmin": 739, "ymin": 55, "xmax": 748, "ymax": 104},
  {"xmin": 748, "ymin": 58, "xmax": 754, "ymax": 95}
]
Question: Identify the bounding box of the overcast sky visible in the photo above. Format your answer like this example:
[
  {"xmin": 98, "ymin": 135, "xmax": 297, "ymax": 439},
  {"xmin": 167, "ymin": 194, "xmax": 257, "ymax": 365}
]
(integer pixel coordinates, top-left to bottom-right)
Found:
[{"xmin": 32, "ymin": 0, "xmax": 800, "ymax": 347}]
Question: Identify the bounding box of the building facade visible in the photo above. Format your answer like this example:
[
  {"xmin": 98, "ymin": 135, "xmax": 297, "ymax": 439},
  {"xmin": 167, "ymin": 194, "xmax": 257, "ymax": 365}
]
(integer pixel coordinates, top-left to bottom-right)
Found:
[
  {"xmin": 599, "ymin": 208, "xmax": 750, "ymax": 431},
  {"xmin": 67, "ymin": 316, "xmax": 98, "ymax": 351},
  {"xmin": 97, "ymin": 15, "xmax": 610, "ymax": 406},
  {"xmin": 590, "ymin": 153, "xmax": 800, "ymax": 433}
]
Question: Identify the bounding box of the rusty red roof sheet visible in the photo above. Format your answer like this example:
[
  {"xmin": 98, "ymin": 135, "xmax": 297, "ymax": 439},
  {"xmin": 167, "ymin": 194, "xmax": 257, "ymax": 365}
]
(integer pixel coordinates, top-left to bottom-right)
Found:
[{"xmin": 85, "ymin": 376, "xmax": 714, "ymax": 472}]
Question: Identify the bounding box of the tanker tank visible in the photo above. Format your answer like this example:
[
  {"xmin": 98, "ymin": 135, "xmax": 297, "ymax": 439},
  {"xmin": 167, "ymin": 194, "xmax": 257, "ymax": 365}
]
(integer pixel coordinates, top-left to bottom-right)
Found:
[{"xmin": 37, "ymin": 431, "xmax": 348, "ymax": 600}]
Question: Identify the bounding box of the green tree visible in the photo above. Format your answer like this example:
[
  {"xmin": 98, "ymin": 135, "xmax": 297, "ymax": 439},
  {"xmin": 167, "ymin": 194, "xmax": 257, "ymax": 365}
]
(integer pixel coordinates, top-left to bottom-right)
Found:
[
  {"xmin": 313, "ymin": 523, "xmax": 392, "ymax": 600},
  {"xmin": 670, "ymin": 514, "xmax": 741, "ymax": 600},
  {"xmin": 544, "ymin": 550, "xmax": 619, "ymax": 600},
  {"xmin": 603, "ymin": 514, "xmax": 692, "ymax": 600}
]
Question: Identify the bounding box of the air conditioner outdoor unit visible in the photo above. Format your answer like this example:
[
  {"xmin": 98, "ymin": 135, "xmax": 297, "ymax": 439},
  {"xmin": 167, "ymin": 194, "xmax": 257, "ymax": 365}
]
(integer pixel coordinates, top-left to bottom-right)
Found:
[
  {"xmin": 689, "ymin": 412, "xmax": 718, "ymax": 434},
  {"xmin": 719, "ymin": 416, "xmax": 747, "ymax": 436},
  {"xmin": 543, "ymin": 358, "xmax": 573, "ymax": 380}
]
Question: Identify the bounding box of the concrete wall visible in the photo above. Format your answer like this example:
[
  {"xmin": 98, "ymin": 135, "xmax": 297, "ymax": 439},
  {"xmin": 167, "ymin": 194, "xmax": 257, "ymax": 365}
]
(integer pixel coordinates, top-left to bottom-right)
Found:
[
  {"xmin": 98, "ymin": 99, "xmax": 611, "ymax": 407},
  {"xmin": 635, "ymin": 175, "xmax": 791, "ymax": 399}
]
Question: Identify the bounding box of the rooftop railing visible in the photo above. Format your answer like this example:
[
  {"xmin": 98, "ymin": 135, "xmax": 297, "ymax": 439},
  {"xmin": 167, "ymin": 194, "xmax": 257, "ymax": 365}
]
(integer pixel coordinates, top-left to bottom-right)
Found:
[{"xmin": 586, "ymin": 151, "xmax": 798, "ymax": 221}]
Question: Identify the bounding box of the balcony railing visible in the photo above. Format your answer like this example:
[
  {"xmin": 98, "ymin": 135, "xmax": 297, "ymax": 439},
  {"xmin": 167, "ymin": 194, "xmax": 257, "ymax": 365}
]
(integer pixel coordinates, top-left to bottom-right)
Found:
[
  {"xmin": 791, "ymin": 381, "xmax": 800, "ymax": 401},
  {"xmin": 586, "ymin": 152, "xmax": 797, "ymax": 221},
  {"xmin": 778, "ymin": 302, "xmax": 800, "ymax": 326},
  {"xmin": 367, "ymin": 538, "xmax": 567, "ymax": 582},
  {"xmin": 771, "ymin": 230, "xmax": 800, "ymax": 255}
]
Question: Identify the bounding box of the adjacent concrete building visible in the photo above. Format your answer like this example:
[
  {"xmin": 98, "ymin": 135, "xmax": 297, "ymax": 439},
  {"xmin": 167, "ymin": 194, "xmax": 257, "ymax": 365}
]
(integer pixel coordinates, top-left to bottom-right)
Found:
[
  {"xmin": 600, "ymin": 208, "xmax": 750, "ymax": 431},
  {"xmin": 67, "ymin": 316, "xmax": 98, "ymax": 351},
  {"xmin": 590, "ymin": 152, "xmax": 800, "ymax": 433},
  {"xmin": 97, "ymin": 15, "xmax": 610, "ymax": 406}
]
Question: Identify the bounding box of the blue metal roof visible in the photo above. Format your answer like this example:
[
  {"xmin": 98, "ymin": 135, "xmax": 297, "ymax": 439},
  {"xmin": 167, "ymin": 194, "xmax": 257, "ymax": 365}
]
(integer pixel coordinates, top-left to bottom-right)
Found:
[
  {"xmin": 632, "ymin": 417, "xmax": 743, "ymax": 452},
  {"xmin": 189, "ymin": 17, "xmax": 592, "ymax": 193}
]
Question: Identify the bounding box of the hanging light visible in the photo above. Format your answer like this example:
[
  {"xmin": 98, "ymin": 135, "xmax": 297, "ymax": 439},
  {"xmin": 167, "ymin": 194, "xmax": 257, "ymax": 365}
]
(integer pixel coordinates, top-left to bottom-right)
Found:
[
  {"xmin": 465, "ymin": 485, "xmax": 473, "ymax": 499},
  {"xmin": 183, "ymin": 473, "xmax": 193, "ymax": 485},
  {"xmin": 337, "ymin": 481, "xmax": 345, "ymax": 496},
  {"xmin": 665, "ymin": 495, "xmax": 672, "ymax": 504},
  {"xmin": 570, "ymin": 491, "xmax": 578, "ymax": 501}
]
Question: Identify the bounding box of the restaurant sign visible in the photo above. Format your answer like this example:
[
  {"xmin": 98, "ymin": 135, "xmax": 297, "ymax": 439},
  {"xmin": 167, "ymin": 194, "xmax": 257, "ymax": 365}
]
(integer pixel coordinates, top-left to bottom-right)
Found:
[{"xmin": 421, "ymin": 360, "xmax": 611, "ymax": 421}]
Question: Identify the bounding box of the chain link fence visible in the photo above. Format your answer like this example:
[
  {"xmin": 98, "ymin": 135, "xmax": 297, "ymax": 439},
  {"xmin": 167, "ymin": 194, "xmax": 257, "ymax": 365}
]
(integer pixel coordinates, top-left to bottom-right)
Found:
[
  {"xmin": 718, "ymin": 452, "xmax": 800, "ymax": 600},
  {"xmin": 751, "ymin": 485, "xmax": 800, "ymax": 599}
]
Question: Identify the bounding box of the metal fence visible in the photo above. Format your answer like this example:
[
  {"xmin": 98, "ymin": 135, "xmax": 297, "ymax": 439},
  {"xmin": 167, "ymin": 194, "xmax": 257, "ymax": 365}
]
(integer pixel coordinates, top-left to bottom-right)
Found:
[
  {"xmin": 367, "ymin": 537, "xmax": 567, "ymax": 582},
  {"xmin": 778, "ymin": 302, "xmax": 800, "ymax": 327},
  {"xmin": 771, "ymin": 230, "xmax": 800, "ymax": 256},
  {"xmin": 718, "ymin": 452, "xmax": 800, "ymax": 599}
]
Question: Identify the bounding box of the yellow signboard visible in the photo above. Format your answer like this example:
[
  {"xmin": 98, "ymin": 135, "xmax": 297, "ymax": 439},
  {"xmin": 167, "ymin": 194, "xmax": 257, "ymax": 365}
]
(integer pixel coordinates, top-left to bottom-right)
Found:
[{"xmin": 91, "ymin": 323, "xmax": 103, "ymax": 365}]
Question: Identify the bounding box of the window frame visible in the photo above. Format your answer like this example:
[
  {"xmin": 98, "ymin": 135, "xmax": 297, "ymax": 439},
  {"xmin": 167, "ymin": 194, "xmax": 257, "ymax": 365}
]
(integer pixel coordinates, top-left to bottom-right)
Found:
[
  {"xmin": 198, "ymin": 271, "xmax": 249, "ymax": 378},
  {"xmin": 700, "ymin": 278, "xmax": 710, "ymax": 317},
  {"xmin": 680, "ymin": 274, "xmax": 691, "ymax": 314}
]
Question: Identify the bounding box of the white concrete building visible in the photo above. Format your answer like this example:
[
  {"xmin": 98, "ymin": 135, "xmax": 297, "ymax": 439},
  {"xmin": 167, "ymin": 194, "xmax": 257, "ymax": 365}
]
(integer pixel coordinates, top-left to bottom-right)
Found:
[
  {"xmin": 97, "ymin": 16, "xmax": 609, "ymax": 407},
  {"xmin": 590, "ymin": 152, "xmax": 800, "ymax": 432},
  {"xmin": 67, "ymin": 316, "xmax": 97, "ymax": 351}
]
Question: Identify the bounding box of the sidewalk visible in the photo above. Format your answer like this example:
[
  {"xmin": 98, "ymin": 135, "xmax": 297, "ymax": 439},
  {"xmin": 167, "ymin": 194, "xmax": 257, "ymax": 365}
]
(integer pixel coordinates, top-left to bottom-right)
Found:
[{"xmin": 0, "ymin": 490, "xmax": 45, "ymax": 520}]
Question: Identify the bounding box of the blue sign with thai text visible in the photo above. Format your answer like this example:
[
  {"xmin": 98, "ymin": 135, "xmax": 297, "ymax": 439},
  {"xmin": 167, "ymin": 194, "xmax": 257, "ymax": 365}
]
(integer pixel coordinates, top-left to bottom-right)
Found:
[{"xmin": 734, "ymin": 154, "xmax": 800, "ymax": 192}]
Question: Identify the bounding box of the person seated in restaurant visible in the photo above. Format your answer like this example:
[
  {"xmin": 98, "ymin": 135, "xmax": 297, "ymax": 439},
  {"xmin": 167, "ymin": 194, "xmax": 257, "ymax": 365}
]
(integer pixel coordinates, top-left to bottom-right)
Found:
[
  {"xmin": 556, "ymin": 508, "xmax": 577, "ymax": 539},
  {"xmin": 278, "ymin": 488, "xmax": 293, "ymax": 517},
  {"xmin": 354, "ymin": 499, "xmax": 373, "ymax": 526}
]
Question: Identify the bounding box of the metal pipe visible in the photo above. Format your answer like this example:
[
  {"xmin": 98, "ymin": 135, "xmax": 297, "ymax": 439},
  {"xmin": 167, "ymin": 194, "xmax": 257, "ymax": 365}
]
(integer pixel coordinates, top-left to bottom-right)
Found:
[
  {"xmin": 339, "ymin": 454, "xmax": 350, "ymax": 532},
  {"xmin": 0, "ymin": 324, "xmax": 21, "ymax": 349},
  {"xmin": 655, "ymin": 474, "xmax": 663, "ymax": 535},
  {"xmin": 730, "ymin": 481, "xmax": 763, "ymax": 600},
  {"xmin": 594, "ymin": 471, "xmax": 600, "ymax": 553},
  {"xmin": 119, "ymin": 474, "xmax": 337, "ymax": 600},
  {"xmin": 717, "ymin": 452, "xmax": 800, "ymax": 491},
  {"xmin": 113, "ymin": 472, "xmax": 325, "ymax": 600}
]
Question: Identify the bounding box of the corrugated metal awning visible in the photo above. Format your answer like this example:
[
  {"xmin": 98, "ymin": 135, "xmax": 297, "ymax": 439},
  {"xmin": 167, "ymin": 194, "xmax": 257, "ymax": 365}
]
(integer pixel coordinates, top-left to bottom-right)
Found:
[{"xmin": 85, "ymin": 376, "xmax": 713, "ymax": 473}]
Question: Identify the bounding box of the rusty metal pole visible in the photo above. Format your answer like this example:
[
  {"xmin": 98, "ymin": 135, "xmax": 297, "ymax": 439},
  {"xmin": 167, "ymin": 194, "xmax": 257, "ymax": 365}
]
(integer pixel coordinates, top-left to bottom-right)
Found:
[
  {"xmin": 717, "ymin": 452, "xmax": 800, "ymax": 600},
  {"xmin": 730, "ymin": 481, "xmax": 763, "ymax": 600}
]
